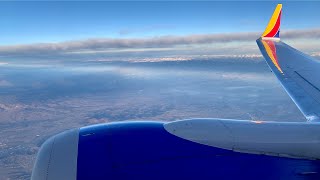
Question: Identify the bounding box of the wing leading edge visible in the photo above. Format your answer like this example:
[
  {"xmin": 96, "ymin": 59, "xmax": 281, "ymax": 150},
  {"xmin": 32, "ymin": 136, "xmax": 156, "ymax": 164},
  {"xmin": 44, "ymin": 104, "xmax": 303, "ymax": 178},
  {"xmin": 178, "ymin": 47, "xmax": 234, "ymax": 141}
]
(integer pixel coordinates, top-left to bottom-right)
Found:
[{"xmin": 257, "ymin": 4, "xmax": 320, "ymax": 122}]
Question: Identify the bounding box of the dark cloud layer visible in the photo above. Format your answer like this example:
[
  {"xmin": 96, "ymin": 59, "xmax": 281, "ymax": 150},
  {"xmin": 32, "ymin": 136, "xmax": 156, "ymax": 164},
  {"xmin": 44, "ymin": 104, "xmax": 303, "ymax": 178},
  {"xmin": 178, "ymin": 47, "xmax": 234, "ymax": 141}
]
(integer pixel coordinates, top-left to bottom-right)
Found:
[{"xmin": 0, "ymin": 28, "xmax": 319, "ymax": 58}]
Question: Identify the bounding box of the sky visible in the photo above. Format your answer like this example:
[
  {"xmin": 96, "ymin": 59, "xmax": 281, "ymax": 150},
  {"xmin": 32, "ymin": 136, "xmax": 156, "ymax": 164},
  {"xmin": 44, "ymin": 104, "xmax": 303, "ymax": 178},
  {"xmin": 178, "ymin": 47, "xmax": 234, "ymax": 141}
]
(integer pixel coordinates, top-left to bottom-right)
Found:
[
  {"xmin": 0, "ymin": 1, "xmax": 319, "ymax": 62},
  {"xmin": 1, "ymin": 1, "xmax": 320, "ymax": 44}
]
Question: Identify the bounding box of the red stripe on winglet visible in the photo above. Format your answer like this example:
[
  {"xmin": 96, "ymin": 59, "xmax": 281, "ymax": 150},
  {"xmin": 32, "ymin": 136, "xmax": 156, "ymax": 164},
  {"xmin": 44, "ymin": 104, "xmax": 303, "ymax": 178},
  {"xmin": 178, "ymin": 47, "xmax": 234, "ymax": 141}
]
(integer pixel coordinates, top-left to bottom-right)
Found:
[{"xmin": 265, "ymin": 11, "xmax": 281, "ymax": 38}]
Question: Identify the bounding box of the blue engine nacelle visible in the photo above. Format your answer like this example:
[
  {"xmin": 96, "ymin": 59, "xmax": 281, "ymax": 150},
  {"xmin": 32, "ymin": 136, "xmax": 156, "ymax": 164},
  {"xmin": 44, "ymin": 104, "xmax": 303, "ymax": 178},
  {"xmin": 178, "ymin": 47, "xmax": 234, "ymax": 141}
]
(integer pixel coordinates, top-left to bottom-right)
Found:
[{"xmin": 32, "ymin": 121, "xmax": 320, "ymax": 180}]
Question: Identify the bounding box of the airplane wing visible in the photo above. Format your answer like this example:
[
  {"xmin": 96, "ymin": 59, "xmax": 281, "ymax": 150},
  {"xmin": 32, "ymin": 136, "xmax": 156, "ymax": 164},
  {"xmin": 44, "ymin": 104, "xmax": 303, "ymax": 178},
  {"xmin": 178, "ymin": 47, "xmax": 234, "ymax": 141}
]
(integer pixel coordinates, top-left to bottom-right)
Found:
[{"xmin": 257, "ymin": 4, "xmax": 320, "ymax": 122}]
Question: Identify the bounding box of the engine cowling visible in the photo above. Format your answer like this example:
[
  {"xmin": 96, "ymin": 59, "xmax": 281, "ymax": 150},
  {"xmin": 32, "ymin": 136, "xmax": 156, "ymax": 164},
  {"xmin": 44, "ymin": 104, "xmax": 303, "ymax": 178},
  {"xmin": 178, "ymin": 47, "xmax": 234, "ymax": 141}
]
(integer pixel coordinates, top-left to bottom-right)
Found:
[{"xmin": 32, "ymin": 120, "xmax": 320, "ymax": 180}]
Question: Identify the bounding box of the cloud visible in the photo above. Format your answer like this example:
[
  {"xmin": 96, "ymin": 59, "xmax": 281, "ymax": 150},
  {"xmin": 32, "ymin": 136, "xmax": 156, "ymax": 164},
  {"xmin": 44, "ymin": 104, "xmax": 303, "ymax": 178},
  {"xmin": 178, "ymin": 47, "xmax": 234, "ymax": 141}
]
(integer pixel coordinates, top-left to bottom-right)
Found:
[
  {"xmin": 281, "ymin": 29, "xmax": 320, "ymax": 39},
  {"xmin": 0, "ymin": 28, "xmax": 319, "ymax": 61},
  {"xmin": 0, "ymin": 32, "xmax": 260, "ymax": 55},
  {"xmin": 0, "ymin": 80, "xmax": 12, "ymax": 87}
]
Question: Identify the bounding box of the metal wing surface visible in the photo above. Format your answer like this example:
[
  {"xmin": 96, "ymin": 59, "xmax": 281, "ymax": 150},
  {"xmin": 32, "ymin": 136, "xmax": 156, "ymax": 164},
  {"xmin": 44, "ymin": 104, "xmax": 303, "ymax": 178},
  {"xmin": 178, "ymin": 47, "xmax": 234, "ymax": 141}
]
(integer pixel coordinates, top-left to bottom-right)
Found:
[{"xmin": 257, "ymin": 39, "xmax": 320, "ymax": 122}]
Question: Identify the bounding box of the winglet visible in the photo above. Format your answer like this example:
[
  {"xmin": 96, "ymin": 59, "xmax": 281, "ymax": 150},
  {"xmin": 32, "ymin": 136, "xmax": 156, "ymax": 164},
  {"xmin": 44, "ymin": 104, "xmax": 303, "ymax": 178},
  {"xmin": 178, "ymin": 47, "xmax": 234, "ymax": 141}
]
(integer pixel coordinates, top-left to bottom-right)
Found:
[{"xmin": 261, "ymin": 4, "xmax": 282, "ymax": 40}]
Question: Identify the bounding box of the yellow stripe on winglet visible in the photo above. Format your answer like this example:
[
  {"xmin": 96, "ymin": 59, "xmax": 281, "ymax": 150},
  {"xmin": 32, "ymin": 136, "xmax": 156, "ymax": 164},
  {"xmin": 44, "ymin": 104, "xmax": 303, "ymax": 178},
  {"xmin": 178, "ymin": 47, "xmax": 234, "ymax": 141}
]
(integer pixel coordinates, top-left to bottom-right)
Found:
[{"xmin": 262, "ymin": 4, "xmax": 282, "ymax": 37}]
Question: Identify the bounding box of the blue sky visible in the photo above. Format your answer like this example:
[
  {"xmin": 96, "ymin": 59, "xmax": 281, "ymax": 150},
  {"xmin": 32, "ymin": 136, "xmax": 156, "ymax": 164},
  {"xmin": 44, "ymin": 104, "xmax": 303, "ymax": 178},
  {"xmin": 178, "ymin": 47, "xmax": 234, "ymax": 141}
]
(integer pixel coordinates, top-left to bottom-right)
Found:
[
  {"xmin": 0, "ymin": 1, "xmax": 319, "ymax": 45},
  {"xmin": 0, "ymin": 1, "xmax": 319, "ymax": 63}
]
